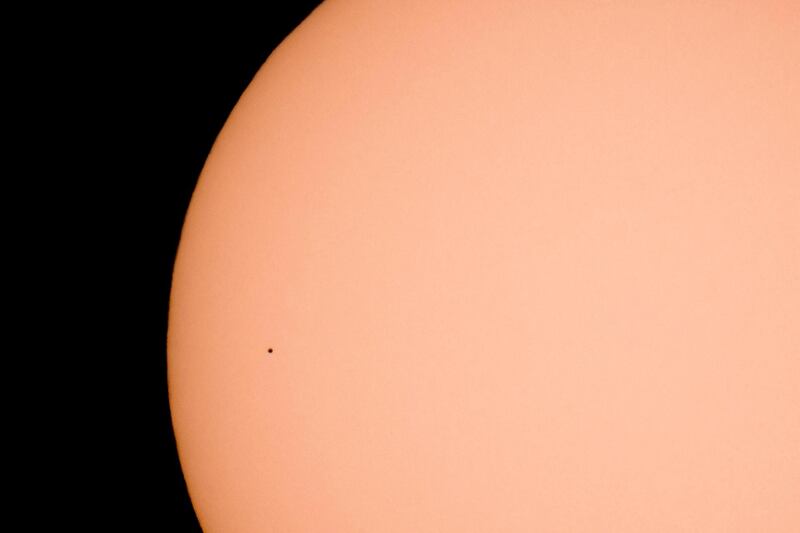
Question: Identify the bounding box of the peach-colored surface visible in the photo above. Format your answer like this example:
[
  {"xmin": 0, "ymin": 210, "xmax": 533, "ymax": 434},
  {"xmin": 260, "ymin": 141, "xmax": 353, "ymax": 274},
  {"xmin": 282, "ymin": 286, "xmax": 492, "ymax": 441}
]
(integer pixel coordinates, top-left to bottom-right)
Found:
[{"xmin": 168, "ymin": 1, "xmax": 800, "ymax": 531}]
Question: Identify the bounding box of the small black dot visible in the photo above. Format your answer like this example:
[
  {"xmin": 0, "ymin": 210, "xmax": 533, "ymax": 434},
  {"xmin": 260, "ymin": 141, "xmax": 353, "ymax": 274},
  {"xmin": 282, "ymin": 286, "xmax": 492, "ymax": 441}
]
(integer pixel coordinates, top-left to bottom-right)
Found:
[{"xmin": 268, "ymin": 348, "xmax": 273, "ymax": 354}]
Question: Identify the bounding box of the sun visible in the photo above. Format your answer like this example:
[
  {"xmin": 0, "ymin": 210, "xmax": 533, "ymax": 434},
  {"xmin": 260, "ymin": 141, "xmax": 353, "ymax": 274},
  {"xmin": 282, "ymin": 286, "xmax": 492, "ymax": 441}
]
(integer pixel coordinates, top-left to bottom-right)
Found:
[{"xmin": 168, "ymin": 1, "xmax": 800, "ymax": 531}]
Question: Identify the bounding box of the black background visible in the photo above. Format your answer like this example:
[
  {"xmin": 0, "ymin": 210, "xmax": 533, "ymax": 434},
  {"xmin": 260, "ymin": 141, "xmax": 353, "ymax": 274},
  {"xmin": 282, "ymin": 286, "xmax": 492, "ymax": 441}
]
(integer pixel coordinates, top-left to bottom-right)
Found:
[{"xmin": 90, "ymin": 3, "xmax": 326, "ymax": 530}]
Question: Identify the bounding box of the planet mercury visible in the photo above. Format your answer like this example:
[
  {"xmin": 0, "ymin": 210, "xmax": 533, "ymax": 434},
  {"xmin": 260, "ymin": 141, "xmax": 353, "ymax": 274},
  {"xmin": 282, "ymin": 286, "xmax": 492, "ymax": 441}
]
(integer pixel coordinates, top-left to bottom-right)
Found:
[{"xmin": 168, "ymin": 1, "xmax": 800, "ymax": 531}]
